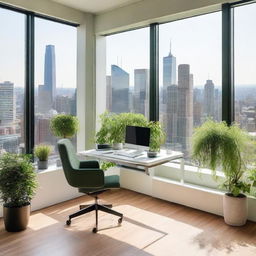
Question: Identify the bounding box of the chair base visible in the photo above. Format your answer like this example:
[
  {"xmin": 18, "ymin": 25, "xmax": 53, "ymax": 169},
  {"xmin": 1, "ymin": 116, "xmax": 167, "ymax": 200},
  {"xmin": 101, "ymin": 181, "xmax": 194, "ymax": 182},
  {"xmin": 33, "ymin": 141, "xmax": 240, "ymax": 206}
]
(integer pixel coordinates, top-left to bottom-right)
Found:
[{"xmin": 66, "ymin": 196, "xmax": 123, "ymax": 233}]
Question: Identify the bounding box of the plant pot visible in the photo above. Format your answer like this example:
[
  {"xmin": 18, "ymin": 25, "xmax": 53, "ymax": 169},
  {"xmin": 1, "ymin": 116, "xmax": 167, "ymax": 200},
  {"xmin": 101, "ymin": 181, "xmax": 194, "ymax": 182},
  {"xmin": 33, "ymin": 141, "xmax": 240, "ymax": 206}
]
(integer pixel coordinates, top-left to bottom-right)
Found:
[
  {"xmin": 38, "ymin": 160, "xmax": 48, "ymax": 169},
  {"xmin": 113, "ymin": 143, "xmax": 123, "ymax": 150},
  {"xmin": 3, "ymin": 203, "xmax": 30, "ymax": 232},
  {"xmin": 223, "ymin": 193, "xmax": 248, "ymax": 226},
  {"xmin": 147, "ymin": 151, "xmax": 158, "ymax": 158}
]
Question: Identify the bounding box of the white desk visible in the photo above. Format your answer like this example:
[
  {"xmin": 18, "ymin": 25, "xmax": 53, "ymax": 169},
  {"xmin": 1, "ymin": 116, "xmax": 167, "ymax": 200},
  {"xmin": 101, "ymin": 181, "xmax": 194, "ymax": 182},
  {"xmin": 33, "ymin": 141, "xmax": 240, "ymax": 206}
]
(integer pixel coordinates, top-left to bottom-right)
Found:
[{"xmin": 79, "ymin": 149, "xmax": 184, "ymax": 177}]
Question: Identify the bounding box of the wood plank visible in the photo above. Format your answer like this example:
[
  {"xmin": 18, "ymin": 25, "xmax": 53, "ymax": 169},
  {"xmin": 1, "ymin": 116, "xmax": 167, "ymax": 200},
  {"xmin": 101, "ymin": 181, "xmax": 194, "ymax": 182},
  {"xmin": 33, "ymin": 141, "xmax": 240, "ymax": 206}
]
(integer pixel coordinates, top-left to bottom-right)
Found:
[{"xmin": 0, "ymin": 189, "xmax": 255, "ymax": 256}]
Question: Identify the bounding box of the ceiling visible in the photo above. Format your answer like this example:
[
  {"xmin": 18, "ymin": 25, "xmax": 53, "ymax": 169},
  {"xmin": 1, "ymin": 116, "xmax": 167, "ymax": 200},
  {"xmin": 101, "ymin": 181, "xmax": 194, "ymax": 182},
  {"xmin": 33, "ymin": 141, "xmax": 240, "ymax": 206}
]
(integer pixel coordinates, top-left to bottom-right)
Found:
[{"xmin": 53, "ymin": 0, "xmax": 144, "ymax": 14}]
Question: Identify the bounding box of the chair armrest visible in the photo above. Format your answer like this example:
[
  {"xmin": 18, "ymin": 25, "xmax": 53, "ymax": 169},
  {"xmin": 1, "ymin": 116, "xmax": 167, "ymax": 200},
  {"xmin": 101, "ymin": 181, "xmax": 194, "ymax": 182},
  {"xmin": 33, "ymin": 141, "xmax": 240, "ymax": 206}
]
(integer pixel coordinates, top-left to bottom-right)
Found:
[
  {"xmin": 79, "ymin": 160, "xmax": 100, "ymax": 169},
  {"xmin": 70, "ymin": 168, "xmax": 104, "ymax": 188}
]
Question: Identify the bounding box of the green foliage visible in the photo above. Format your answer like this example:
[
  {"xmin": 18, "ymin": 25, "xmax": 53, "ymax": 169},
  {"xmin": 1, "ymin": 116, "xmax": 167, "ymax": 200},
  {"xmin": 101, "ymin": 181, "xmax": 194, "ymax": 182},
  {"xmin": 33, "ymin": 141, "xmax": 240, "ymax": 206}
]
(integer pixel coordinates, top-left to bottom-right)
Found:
[
  {"xmin": 50, "ymin": 114, "xmax": 79, "ymax": 138},
  {"xmin": 0, "ymin": 153, "xmax": 37, "ymax": 207},
  {"xmin": 148, "ymin": 121, "xmax": 166, "ymax": 152},
  {"xmin": 192, "ymin": 120, "xmax": 251, "ymax": 197},
  {"xmin": 34, "ymin": 144, "xmax": 52, "ymax": 161},
  {"xmin": 100, "ymin": 161, "xmax": 116, "ymax": 171}
]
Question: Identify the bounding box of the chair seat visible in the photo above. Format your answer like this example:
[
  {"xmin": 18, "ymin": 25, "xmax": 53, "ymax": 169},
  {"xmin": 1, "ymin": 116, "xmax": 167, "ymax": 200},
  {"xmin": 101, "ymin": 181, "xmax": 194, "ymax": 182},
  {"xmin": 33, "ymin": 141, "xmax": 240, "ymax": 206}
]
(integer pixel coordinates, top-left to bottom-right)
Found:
[{"xmin": 78, "ymin": 175, "xmax": 120, "ymax": 193}]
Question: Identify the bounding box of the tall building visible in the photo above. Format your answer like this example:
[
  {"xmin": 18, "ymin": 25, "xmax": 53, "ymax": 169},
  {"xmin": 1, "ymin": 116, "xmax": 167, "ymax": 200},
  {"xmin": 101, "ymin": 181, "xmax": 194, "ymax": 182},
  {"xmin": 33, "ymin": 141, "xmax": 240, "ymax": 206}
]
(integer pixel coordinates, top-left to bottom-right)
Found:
[
  {"xmin": 134, "ymin": 69, "xmax": 149, "ymax": 116},
  {"xmin": 38, "ymin": 45, "xmax": 56, "ymax": 113},
  {"xmin": 55, "ymin": 95, "xmax": 71, "ymax": 114},
  {"xmin": 166, "ymin": 85, "xmax": 178, "ymax": 143},
  {"xmin": 111, "ymin": 65, "xmax": 129, "ymax": 113},
  {"xmin": 204, "ymin": 79, "xmax": 215, "ymax": 118},
  {"xmin": 177, "ymin": 64, "xmax": 193, "ymax": 155},
  {"xmin": 193, "ymin": 88, "xmax": 203, "ymax": 127},
  {"xmin": 106, "ymin": 75, "xmax": 112, "ymax": 111},
  {"xmin": 163, "ymin": 41, "xmax": 176, "ymax": 88},
  {"xmin": 214, "ymin": 88, "xmax": 221, "ymax": 121},
  {"xmin": 0, "ymin": 81, "xmax": 15, "ymax": 125}
]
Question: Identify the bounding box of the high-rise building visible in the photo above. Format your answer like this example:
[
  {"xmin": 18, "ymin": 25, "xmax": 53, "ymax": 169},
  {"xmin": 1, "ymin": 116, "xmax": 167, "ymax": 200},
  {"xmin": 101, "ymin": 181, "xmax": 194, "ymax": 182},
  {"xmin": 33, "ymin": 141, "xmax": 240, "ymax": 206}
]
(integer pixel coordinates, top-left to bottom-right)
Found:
[
  {"xmin": 204, "ymin": 79, "xmax": 215, "ymax": 118},
  {"xmin": 214, "ymin": 88, "xmax": 221, "ymax": 121},
  {"xmin": 166, "ymin": 85, "xmax": 178, "ymax": 143},
  {"xmin": 177, "ymin": 64, "xmax": 193, "ymax": 155},
  {"xmin": 106, "ymin": 75, "xmax": 112, "ymax": 111},
  {"xmin": 44, "ymin": 45, "xmax": 56, "ymax": 103},
  {"xmin": 111, "ymin": 65, "xmax": 129, "ymax": 113},
  {"xmin": 134, "ymin": 69, "xmax": 149, "ymax": 116},
  {"xmin": 163, "ymin": 41, "xmax": 176, "ymax": 89},
  {"xmin": 55, "ymin": 95, "xmax": 71, "ymax": 114},
  {"xmin": 38, "ymin": 45, "xmax": 56, "ymax": 113},
  {"xmin": 193, "ymin": 88, "xmax": 203, "ymax": 127},
  {"xmin": 0, "ymin": 81, "xmax": 15, "ymax": 125}
]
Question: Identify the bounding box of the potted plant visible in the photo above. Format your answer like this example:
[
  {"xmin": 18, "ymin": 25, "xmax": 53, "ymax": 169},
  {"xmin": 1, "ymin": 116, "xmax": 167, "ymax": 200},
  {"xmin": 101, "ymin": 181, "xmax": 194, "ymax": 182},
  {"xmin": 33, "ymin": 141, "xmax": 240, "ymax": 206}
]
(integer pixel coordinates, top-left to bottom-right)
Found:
[
  {"xmin": 192, "ymin": 120, "xmax": 251, "ymax": 226},
  {"xmin": 0, "ymin": 153, "xmax": 37, "ymax": 232},
  {"xmin": 34, "ymin": 144, "xmax": 53, "ymax": 169},
  {"xmin": 50, "ymin": 114, "xmax": 79, "ymax": 139},
  {"xmin": 147, "ymin": 121, "xmax": 166, "ymax": 157},
  {"xmin": 50, "ymin": 114, "xmax": 79, "ymax": 166}
]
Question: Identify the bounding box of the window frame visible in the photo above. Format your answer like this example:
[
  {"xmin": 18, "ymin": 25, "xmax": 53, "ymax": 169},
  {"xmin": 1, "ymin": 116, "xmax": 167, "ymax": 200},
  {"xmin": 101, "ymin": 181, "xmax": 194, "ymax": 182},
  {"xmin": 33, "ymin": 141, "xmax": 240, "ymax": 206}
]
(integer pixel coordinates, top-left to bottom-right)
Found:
[{"xmin": 0, "ymin": 2, "xmax": 79, "ymax": 155}]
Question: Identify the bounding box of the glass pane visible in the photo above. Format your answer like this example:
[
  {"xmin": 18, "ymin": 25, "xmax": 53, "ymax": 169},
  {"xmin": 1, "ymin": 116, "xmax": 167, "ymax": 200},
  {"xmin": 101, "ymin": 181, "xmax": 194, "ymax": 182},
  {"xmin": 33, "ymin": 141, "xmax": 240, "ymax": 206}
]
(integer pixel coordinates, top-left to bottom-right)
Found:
[
  {"xmin": 106, "ymin": 28, "xmax": 149, "ymax": 118},
  {"xmin": 0, "ymin": 8, "xmax": 25, "ymax": 154},
  {"xmin": 35, "ymin": 18, "xmax": 77, "ymax": 162},
  {"xmin": 234, "ymin": 3, "xmax": 256, "ymax": 134},
  {"xmin": 159, "ymin": 12, "xmax": 222, "ymax": 159}
]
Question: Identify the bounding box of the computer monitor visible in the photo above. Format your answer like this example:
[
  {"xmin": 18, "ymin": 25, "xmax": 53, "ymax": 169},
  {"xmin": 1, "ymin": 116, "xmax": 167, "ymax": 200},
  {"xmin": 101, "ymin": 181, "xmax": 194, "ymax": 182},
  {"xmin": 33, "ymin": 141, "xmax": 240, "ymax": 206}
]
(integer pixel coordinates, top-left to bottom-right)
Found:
[{"xmin": 125, "ymin": 125, "xmax": 150, "ymax": 151}]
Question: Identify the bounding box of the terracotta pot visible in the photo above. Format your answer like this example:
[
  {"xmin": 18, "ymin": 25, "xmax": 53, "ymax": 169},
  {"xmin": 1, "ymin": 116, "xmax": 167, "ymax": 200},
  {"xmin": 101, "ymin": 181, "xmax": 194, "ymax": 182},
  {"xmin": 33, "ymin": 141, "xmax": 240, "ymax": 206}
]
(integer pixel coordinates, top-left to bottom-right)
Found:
[
  {"xmin": 3, "ymin": 203, "xmax": 30, "ymax": 232},
  {"xmin": 223, "ymin": 193, "xmax": 247, "ymax": 226}
]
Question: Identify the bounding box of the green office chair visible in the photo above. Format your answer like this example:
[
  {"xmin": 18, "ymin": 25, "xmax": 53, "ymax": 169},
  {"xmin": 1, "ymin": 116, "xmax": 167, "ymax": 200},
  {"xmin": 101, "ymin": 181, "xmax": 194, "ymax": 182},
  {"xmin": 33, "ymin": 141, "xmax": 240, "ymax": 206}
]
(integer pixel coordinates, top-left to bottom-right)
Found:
[{"xmin": 57, "ymin": 139, "xmax": 123, "ymax": 233}]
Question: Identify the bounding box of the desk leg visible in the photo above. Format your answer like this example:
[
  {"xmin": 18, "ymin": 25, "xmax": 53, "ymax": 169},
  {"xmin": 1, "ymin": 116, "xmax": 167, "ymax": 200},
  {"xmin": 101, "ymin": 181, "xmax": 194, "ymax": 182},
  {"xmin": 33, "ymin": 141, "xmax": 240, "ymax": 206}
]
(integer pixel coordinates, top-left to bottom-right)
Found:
[{"xmin": 180, "ymin": 158, "xmax": 185, "ymax": 184}]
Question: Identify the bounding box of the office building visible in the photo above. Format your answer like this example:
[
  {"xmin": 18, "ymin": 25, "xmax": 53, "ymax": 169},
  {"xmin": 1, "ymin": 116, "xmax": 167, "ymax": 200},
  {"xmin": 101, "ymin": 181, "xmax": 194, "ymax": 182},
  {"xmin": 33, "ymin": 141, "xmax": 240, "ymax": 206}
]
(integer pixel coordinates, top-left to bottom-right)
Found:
[
  {"xmin": 111, "ymin": 64, "xmax": 129, "ymax": 113},
  {"xmin": 134, "ymin": 68, "xmax": 149, "ymax": 116},
  {"xmin": 204, "ymin": 79, "xmax": 215, "ymax": 119},
  {"xmin": 177, "ymin": 64, "xmax": 193, "ymax": 154},
  {"xmin": 0, "ymin": 81, "xmax": 15, "ymax": 125}
]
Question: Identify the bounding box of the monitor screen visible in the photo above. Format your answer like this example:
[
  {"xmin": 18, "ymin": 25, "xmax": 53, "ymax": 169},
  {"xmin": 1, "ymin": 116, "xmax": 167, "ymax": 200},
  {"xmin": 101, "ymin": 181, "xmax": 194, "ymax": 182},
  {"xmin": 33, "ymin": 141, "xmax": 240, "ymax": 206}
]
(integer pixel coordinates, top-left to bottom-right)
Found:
[{"xmin": 125, "ymin": 126, "xmax": 150, "ymax": 147}]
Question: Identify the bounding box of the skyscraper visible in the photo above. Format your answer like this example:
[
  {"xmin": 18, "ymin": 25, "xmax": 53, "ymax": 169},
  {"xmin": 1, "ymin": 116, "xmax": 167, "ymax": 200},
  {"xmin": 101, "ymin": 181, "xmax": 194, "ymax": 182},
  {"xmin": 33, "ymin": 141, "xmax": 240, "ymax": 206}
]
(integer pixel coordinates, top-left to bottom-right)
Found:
[
  {"xmin": 44, "ymin": 45, "xmax": 56, "ymax": 103},
  {"xmin": 177, "ymin": 64, "xmax": 193, "ymax": 155},
  {"xmin": 204, "ymin": 79, "xmax": 215, "ymax": 118},
  {"xmin": 38, "ymin": 45, "xmax": 56, "ymax": 113},
  {"xmin": 163, "ymin": 41, "xmax": 176, "ymax": 88},
  {"xmin": 111, "ymin": 65, "xmax": 129, "ymax": 113},
  {"xmin": 134, "ymin": 69, "xmax": 149, "ymax": 116},
  {"xmin": 0, "ymin": 81, "xmax": 15, "ymax": 125}
]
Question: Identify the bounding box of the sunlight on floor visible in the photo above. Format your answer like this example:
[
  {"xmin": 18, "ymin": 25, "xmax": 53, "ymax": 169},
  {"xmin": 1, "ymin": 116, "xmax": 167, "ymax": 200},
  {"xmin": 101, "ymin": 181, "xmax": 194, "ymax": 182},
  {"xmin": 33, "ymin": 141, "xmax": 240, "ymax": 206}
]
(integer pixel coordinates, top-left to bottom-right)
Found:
[{"xmin": 28, "ymin": 213, "xmax": 58, "ymax": 231}]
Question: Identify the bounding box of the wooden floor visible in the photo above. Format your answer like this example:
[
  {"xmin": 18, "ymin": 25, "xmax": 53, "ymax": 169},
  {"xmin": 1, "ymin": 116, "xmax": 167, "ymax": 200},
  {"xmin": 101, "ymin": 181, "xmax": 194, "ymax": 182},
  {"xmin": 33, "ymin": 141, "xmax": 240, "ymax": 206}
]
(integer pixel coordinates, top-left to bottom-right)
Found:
[{"xmin": 0, "ymin": 189, "xmax": 256, "ymax": 256}]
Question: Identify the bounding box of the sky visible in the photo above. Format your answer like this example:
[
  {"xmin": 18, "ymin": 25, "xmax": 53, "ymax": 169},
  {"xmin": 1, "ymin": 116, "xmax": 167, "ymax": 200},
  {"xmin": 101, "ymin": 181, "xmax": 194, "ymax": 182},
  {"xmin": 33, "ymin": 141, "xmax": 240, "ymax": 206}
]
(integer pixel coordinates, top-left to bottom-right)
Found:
[
  {"xmin": 0, "ymin": 8, "xmax": 76, "ymax": 89},
  {"xmin": 0, "ymin": 3, "xmax": 256, "ymax": 89},
  {"xmin": 107, "ymin": 3, "xmax": 256, "ymax": 87}
]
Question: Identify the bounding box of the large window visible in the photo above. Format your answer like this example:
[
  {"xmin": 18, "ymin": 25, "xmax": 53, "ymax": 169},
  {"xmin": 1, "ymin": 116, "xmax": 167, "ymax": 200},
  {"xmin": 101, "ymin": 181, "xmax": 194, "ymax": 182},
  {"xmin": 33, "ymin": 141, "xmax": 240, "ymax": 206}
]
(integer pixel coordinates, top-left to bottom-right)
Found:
[
  {"xmin": 35, "ymin": 18, "xmax": 77, "ymax": 158},
  {"xmin": 106, "ymin": 28, "xmax": 149, "ymax": 118},
  {"xmin": 0, "ymin": 8, "xmax": 25, "ymax": 154},
  {"xmin": 159, "ymin": 12, "xmax": 222, "ymax": 158},
  {"xmin": 0, "ymin": 4, "xmax": 78, "ymax": 162},
  {"xmin": 234, "ymin": 3, "xmax": 256, "ymax": 134}
]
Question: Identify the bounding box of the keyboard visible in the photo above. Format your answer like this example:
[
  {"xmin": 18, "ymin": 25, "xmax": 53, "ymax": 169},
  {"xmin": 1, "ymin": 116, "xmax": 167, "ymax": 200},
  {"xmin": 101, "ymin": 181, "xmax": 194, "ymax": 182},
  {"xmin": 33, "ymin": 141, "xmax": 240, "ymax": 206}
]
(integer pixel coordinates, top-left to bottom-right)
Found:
[{"xmin": 114, "ymin": 151, "xmax": 143, "ymax": 158}]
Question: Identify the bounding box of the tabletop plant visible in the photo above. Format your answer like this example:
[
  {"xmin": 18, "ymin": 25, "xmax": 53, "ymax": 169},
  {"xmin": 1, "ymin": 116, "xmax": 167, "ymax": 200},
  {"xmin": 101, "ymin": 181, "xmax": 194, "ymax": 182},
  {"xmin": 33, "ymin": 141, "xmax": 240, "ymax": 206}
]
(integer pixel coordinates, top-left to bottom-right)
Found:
[
  {"xmin": 0, "ymin": 153, "xmax": 37, "ymax": 231},
  {"xmin": 147, "ymin": 121, "xmax": 166, "ymax": 152},
  {"xmin": 34, "ymin": 144, "xmax": 53, "ymax": 169},
  {"xmin": 192, "ymin": 119, "xmax": 252, "ymax": 226},
  {"xmin": 50, "ymin": 114, "xmax": 79, "ymax": 138}
]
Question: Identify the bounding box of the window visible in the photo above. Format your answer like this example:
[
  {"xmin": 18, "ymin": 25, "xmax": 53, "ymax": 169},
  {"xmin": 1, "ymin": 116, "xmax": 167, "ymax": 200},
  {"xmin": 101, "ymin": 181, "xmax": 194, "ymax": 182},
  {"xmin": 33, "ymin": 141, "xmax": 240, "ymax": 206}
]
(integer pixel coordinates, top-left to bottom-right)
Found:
[
  {"xmin": 0, "ymin": 8, "xmax": 25, "ymax": 154},
  {"xmin": 234, "ymin": 3, "xmax": 256, "ymax": 134},
  {"xmin": 106, "ymin": 28, "xmax": 149, "ymax": 118},
  {"xmin": 35, "ymin": 18, "xmax": 77, "ymax": 158},
  {"xmin": 159, "ymin": 12, "xmax": 222, "ymax": 158}
]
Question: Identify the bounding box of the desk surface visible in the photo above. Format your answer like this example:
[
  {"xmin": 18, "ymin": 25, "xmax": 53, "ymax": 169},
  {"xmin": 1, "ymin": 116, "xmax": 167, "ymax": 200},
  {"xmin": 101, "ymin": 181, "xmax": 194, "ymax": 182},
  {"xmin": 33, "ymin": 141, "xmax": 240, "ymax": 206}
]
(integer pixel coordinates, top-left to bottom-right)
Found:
[{"xmin": 79, "ymin": 149, "xmax": 184, "ymax": 169}]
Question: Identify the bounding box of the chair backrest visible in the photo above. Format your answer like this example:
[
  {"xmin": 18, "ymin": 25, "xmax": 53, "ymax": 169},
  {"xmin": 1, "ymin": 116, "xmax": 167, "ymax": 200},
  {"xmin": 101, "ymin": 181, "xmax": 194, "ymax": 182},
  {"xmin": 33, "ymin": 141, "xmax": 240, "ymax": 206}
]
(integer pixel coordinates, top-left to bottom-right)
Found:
[{"xmin": 57, "ymin": 139, "xmax": 80, "ymax": 186}]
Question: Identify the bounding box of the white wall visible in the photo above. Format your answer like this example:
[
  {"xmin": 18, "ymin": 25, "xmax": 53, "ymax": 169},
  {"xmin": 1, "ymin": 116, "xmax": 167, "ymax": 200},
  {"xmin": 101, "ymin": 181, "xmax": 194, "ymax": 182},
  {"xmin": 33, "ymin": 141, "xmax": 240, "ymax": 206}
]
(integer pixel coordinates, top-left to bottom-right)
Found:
[{"xmin": 95, "ymin": 0, "xmax": 237, "ymax": 35}]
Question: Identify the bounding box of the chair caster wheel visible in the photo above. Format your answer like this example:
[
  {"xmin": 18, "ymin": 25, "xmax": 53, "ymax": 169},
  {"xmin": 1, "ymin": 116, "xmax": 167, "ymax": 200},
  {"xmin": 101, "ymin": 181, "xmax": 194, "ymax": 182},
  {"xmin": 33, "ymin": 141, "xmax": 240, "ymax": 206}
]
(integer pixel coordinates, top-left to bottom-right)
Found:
[
  {"xmin": 66, "ymin": 219, "xmax": 71, "ymax": 226},
  {"xmin": 92, "ymin": 227, "xmax": 98, "ymax": 233},
  {"xmin": 118, "ymin": 218, "xmax": 123, "ymax": 225}
]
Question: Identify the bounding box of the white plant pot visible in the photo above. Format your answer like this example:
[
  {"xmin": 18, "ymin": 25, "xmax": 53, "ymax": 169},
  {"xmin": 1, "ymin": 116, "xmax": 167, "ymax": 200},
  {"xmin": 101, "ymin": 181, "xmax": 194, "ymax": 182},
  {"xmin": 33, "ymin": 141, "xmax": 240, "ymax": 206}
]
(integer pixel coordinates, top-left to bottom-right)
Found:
[
  {"xmin": 223, "ymin": 193, "xmax": 248, "ymax": 226},
  {"xmin": 113, "ymin": 143, "xmax": 123, "ymax": 150}
]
